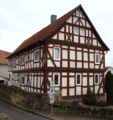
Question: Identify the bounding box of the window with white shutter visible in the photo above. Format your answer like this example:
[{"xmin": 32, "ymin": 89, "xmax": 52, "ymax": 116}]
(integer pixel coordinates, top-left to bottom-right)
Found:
[
  {"xmin": 54, "ymin": 47, "xmax": 60, "ymax": 60},
  {"xmin": 74, "ymin": 27, "xmax": 79, "ymax": 35}
]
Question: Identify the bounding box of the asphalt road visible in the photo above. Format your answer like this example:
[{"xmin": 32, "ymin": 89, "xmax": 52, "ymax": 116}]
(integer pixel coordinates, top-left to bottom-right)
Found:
[{"xmin": 0, "ymin": 100, "xmax": 51, "ymax": 120}]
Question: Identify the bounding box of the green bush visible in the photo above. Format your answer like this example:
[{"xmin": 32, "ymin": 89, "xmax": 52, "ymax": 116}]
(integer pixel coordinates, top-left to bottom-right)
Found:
[
  {"xmin": 97, "ymin": 101, "xmax": 107, "ymax": 107},
  {"xmin": 105, "ymin": 71, "xmax": 113, "ymax": 104},
  {"xmin": 82, "ymin": 97, "xmax": 97, "ymax": 105},
  {"xmin": 82, "ymin": 86, "xmax": 97, "ymax": 105}
]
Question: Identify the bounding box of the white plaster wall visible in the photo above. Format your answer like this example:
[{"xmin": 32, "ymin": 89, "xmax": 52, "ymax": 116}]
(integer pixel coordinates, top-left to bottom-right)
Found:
[
  {"xmin": 74, "ymin": 36, "xmax": 78, "ymax": 43},
  {"xmin": 0, "ymin": 64, "xmax": 8, "ymax": 78},
  {"xmin": 76, "ymin": 87, "xmax": 81, "ymax": 95},
  {"xmin": 69, "ymin": 77, "xmax": 74, "ymax": 86},
  {"xmin": 62, "ymin": 77, "xmax": 67, "ymax": 87},
  {"xmin": 62, "ymin": 50, "xmax": 68, "ymax": 59},
  {"xmin": 70, "ymin": 51, "xmax": 75, "ymax": 60},
  {"xmin": 66, "ymin": 16, "xmax": 72, "ymax": 23},
  {"xmin": 59, "ymin": 33, "xmax": 64, "ymax": 40},
  {"xmin": 69, "ymin": 88, "xmax": 74, "ymax": 96},
  {"xmin": 62, "ymin": 89, "xmax": 67, "ymax": 96}
]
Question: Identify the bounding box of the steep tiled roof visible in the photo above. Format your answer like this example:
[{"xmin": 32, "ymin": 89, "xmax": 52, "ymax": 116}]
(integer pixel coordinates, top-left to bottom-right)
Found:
[
  {"xmin": 0, "ymin": 50, "xmax": 11, "ymax": 64},
  {"xmin": 7, "ymin": 5, "xmax": 109, "ymax": 58}
]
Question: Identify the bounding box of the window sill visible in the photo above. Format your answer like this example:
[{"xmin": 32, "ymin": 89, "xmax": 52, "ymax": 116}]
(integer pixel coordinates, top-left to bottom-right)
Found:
[
  {"xmin": 20, "ymin": 63, "xmax": 25, "ymax": 66},
  {"xmin": 54, "ymin": 59, "xmax": 61, "ymax": 61},
  {"xmin": 20, "ymin": 84, "xmax": 25, "ymax": 86},
  {"xmin": 34, "ymin": 60, "xmax": 39, "ymax": 63},
  {"xmin": 95, "ymin": 63, "xmax": 100, "ymax": 65}
]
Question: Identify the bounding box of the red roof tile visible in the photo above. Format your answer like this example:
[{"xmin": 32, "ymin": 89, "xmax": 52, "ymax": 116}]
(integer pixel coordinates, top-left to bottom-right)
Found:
[
  {"xmin": 7, "ymin": 5, "xmax": 109, "ymax": 58},
  {"xmin": 104, "ymin": 66, "xmax": 113, "ymax": 72},
  {"xmin": 0, "ymin": 50, "xmax": 11, "ymax": 64}
]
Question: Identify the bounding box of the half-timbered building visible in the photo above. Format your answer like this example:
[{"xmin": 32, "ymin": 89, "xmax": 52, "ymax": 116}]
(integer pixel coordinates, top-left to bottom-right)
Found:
[{"xmin": 7, "ymin": 5, "xmax": 109, "ymax": 99}]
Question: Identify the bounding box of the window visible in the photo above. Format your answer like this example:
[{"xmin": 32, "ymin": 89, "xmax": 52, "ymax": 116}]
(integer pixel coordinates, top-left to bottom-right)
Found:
[
  {"xmin": 8, "ymin": 61, "xmax": 11, "ymax": 67},
  {"xmin": 20, "ymin": 75, "xmax": 25, "ymax": 85},
  {"xmin": 53, "ymin": 73, "xmax": 60, "ymax": 86},
  {"xmin": 80, "ymin": 28, "xmax": 85, "ymax": 36},
  {"xmin": 13, "ymin": 59, "xmax": 16, "ymax": 67},
  {"xmin": 76, "ymin": 10, "xmax": 83, "ymax": 18},
  {"xmin": 54, "ymin": 47, "xmax": 61, "ymax": 60},
  {"xmin": 95, "ymin": 53, "xmax": 100, "ymax": 64},
  {"xmin": 76, "ymin": 73, "xmax": 81, "ymax": 85},
  {"xmin": 74, "ymin": 27, "xmax": 79, "ymax": 35},
  {"xmin": 94, "ymin": 74, "xmax": 99, "ymax": 84},
  {"xmin": 76, "ymin": 10, "xmax": 79, "ymax": 17},
  {"xmin": 80, "ymin": 11, "xmax": 82, "ymax": 18},
  {"xmin": 15, "ymin": 73, "xmax": 18, "ymax": 80},
  {"xmin": 34, "ymin": 50, "xmax": 40, "ymax": 62},
  {"xmin": 20, "ymin": 56, "xmax": 25, "ymax": 65}
]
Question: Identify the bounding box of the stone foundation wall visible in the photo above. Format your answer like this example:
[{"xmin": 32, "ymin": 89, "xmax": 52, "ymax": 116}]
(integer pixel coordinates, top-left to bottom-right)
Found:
[{"xmin": 0, "ymin": 84, "xmax": 49, "ymax": 110}]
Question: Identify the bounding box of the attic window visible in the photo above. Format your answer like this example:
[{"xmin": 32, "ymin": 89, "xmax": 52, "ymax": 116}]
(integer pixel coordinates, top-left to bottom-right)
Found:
[
  {"xmin": 20, "ymin": 75, "xmax": 25, "ymax": 85},
  {"xmin": 34, "ymin": 50, "xmax": 40, "ymax": 62},
  {"xmin": 76, "ymin": 10, "xmax": 79, "ymax": 17},
  {"xmin": 80, "ymin": 28, "xmax": 85, "ymax": 36},
  {"xmin": 76, "ymin": 10, "xmax": 83, "ymax": 18},
  {"xmin": 13, "ymin": 59, "xmax": 16, "ymax": 67},
  {"xmin": 20, "ymin": 55, "xmax": 25, "ymax": 65},
  {"xmin": 80, "ymin": 11, "xmax": 82, "ymax": 18}
]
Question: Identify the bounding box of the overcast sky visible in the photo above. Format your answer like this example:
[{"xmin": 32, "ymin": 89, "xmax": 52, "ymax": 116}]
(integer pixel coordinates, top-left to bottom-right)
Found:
[{"xmin": 0, "ymin": 0, "xmax": 113, "ymax": 67}]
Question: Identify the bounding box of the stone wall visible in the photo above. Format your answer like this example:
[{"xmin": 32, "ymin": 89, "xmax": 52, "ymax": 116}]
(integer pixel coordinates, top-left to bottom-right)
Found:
[
  {"xmin": 54, "ymin": 105, "xmax": 113, "ymax": 119},
  {"xmin": 0, "ymin": 84, "xmax": 49, "ymax": 110}
]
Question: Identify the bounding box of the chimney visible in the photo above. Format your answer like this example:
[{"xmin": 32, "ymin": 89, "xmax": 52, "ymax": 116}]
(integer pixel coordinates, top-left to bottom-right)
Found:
[{"xmin": 51, "ymin": 15, "xmax": 57, "ymax": 24}]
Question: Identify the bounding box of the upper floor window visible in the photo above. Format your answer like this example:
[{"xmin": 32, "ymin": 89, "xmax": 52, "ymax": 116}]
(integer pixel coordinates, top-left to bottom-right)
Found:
[
  {"xmin": 76, "ymin": 10, "xmax": 83, "ymax": 18},
  {"xmin": 94, "ymin": 74, "xmax": 99, "ymax": 84},
  {"xmin": 76, "ymin": 73, "xmax": 81, "ymax": 85},
  {"xmin": 54, "ymin": 47, "xmax": 61, "ymax": 60},
  {"xmin": 34, "ymin": 50, "xmax": 40, "ymax": 62},
  {"xmin": 20, "ymin": 75, "xmax": 25, "ymax": 85},
  {"xmin": 95, "ymin": 53, "xmax": 100, "ymax": 64},
  {"xmin": 80, "ymin": 28, "xmax": 85, "ymax": 36},
  {"xmin": 13, "ymin": 59, "xmax": 16, "ymax": 67},
  {"xmin": 74, "ymin": 27, "xmax": 79, "ymax": 35},
  {"xmin": 76, "ymin": 10, "xmax": 79, "ymax": 17},
  {"xmin": 53, "ymin": 73, "xmax": 60, "ymax": 86},
  {"xmin": 20, "ymin": 55, "xmax": 25, "ymax": 65},
  {"xmin": 80, "ymin": 11, "xmax": 82, "ymax": 18}
]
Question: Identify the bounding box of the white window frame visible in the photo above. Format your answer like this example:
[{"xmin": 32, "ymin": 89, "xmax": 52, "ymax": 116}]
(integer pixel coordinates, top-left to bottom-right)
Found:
[
  {"xmin": 20, "ymin": 75, "xmax": 25, "ymax": 85},
  {"xmin": 76, "ymin": 73, "xmax": 81, "ymax": 85},
  {"xmin": 13, "ymin": 59, "xmax": 16, "ymax": 67},
  {"xmin": 94, "ymin": 74, "xmax": 99, "ymax": 84},
  {"xmin": 80, "ymin": 11, "xmax": 82, "ymax": 18},
  {"xmin": 76, "ymin": 10, "xmax": 79, "ymax": 17},
  {"xmin": 95, "ymin": 53, "xmax": 100, "ymax": 64},
  {"xmin": 20, "ymin": 55, "xmax": 25, "ymax": 65},
  {"xmin": 34, "ymin": 49, "xmax": 40, "ymax": 62},
  {"xmin": 53, "ymin": 73, "xmax": 60, "ymax": 86},
  {"xmin": 74, "ymin": 27, "xmax": 79, "ymax": 35},
  {"xmin": 54, "ymin": 47, "xmax": 61, "ymax": 61},
  {"xmin": 80, "ymin": 28, "xmax": 85, "ymax": 36}
]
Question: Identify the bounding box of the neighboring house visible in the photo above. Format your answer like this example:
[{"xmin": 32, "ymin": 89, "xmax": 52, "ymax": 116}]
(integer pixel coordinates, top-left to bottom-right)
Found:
[
  {"xmin": 0, "ymin": 50, "xmax": 11, "ymax": 85},
  {"xmin": 6, "ymin": 5, "xmax": 109, "ymax": 99},
  {"xmin": 104, "ymin": 67, "xmax": 113, "ymax": 78}
]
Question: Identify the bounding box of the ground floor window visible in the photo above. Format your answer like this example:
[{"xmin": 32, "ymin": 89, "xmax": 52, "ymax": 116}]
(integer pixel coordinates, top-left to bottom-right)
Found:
[
  {"xmin": 76, "ymin": 73, "xmax": 81, "ymax": 85},
  {"xmin": 20, "ymin": 75, "xmax": 25, "ymax": 85},
  {"xmin": 53, "ymin": 73, "xmax": 60, "ymax": 86}
]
